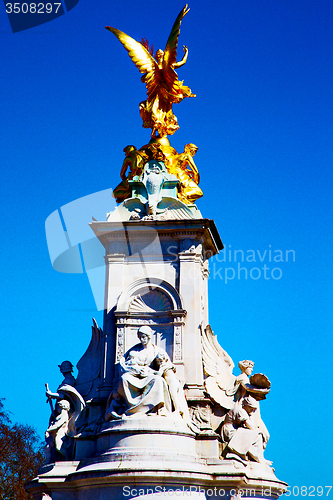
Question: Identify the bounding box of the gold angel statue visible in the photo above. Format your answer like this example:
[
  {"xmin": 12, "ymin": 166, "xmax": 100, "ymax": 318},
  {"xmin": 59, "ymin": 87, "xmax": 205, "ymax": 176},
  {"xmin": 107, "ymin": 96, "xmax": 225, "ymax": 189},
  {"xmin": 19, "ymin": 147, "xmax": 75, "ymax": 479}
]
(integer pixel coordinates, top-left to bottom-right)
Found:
[{"xmin": 106, "ymin": 5, "xmax": 195, "ymax": 139}]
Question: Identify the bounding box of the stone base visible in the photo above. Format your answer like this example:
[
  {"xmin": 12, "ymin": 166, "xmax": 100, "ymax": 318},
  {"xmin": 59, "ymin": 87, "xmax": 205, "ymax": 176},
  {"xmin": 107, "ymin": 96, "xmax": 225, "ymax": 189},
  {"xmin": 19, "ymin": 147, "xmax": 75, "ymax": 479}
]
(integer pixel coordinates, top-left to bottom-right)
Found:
[
  {"xmin": 26, "ymin": 458, "xmax": 287, "ymax": 499},
  {"xmin": 26, "ymin": 417, "xmax": 287, "ymax": 500}
]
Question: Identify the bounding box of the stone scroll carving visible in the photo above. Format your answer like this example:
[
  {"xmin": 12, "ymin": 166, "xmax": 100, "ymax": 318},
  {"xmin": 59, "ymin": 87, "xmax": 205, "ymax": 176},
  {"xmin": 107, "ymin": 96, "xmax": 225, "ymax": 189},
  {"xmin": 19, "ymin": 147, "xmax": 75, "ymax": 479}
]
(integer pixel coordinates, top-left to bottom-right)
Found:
[{"xmin": 201, "ymin": 324, "xmax": 271, "ymax": 465}]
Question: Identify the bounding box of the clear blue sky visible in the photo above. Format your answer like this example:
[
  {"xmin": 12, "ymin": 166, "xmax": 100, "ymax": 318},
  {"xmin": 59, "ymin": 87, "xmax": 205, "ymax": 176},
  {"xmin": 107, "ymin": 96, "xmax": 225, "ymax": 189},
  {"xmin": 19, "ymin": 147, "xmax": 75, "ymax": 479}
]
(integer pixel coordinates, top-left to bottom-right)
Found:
[{"xmin": 1, "ymin": 0, "xmax": 333, "ymax": 493}]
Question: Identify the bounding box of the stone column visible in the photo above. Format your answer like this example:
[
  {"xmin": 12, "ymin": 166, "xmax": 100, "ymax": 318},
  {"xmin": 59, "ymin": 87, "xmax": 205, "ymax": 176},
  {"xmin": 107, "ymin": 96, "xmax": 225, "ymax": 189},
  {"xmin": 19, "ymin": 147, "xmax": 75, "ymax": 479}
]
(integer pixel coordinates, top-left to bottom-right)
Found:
[{"xmin": 178, "ymin": 248, "xmax": 204, "ymax": 391}]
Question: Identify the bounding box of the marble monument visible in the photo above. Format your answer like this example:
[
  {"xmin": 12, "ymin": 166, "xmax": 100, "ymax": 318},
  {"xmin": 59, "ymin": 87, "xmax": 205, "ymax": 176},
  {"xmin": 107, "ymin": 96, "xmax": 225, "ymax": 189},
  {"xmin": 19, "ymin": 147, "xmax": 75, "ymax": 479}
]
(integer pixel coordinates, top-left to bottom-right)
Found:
[{"xmin": 26, "ymin": 5, "xmax": 287, "ymax": 499}]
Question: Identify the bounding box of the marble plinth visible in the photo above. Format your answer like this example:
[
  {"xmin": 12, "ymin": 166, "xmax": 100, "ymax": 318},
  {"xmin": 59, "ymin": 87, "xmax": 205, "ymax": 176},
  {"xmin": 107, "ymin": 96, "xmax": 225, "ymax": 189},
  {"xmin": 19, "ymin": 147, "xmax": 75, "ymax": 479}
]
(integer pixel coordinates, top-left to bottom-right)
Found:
[
  {"xmin": 27, "ymin": 417, "xmax": 286, "ymax": 500},
  {"xmin": 27, "ymin": 456, "xmax": 287, "ymax": 500}
]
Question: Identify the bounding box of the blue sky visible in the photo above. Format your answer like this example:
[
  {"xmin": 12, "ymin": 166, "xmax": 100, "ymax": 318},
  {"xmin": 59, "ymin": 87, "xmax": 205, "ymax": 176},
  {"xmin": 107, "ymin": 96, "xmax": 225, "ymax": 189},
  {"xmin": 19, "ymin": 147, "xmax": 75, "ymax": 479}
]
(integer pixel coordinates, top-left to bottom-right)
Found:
[{"xmin": 1, "ymin": 0, "xmax": 333, "ymax": 493}]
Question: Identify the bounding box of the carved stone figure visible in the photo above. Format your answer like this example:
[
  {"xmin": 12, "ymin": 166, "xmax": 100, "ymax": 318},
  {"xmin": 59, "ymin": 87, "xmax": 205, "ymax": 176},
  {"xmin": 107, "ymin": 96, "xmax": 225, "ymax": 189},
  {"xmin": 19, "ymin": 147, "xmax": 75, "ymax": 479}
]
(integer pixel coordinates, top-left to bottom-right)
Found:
[
  {"xmin": 201, "ymin": 324, "xmax": 271, "ymax": 461},
  {"xmin": 201, "ymin": 325, "xmax": 269, "ymax": 407},
  {"xmin": 141, "ymin": 160, "xmax": 168, "ymax": 215},
  {"xmin": 105, "ymin": 326, "xmax": 188, "ymax": 420},
  {"xmin": 106, "ymin": 5, "xmax": 195, "ymax": 139},
  {"xmin": 45, "ymin": 400, "xmax": 71, "ymax": 463},
  {"xmin": 225, "ymin": 359, "xmax": 255, "ymax": 401},
  {"xmin": 58, "ymin": 360, "xmax": 76, "ymax": 387},
  {"xmin": 221, "ymin": 395, "xmax": 271, "ymax": 465},
  {"xmin": 45, "ymin": 361, "xmax": 86, "ymax": 462},
  {"xmin": 201, "ymin": 324, "xmax": 236, "ymax": 410}
]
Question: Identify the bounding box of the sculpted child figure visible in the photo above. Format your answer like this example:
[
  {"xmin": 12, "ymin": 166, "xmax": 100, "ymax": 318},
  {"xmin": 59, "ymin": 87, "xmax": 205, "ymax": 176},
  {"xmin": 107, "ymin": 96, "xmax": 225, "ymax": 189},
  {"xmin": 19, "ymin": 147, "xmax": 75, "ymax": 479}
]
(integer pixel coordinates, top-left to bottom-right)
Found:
[
  {"xmin": 45, "ymin": 400, "xmax": 71, "ymax": 463},
  {"xmin": 105, "ymin": 326, "xmax": 187, "ymax": 420}
]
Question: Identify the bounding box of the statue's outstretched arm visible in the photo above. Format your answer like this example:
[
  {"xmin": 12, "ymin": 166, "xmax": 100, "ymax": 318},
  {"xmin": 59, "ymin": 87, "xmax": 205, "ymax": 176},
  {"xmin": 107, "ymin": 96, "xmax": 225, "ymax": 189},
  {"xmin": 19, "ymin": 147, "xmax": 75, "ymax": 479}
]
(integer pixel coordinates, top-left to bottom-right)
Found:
[
  {"xmin": 45, "ymin": 384, "xmax": 60, "ymax": 400},
  {"xmin": 174, "ymin": 45, "xmax": 188, "ymax": 69},
  {"xmin": 163, "ymin": 5, "xmax": 190, "ymax": 69}
]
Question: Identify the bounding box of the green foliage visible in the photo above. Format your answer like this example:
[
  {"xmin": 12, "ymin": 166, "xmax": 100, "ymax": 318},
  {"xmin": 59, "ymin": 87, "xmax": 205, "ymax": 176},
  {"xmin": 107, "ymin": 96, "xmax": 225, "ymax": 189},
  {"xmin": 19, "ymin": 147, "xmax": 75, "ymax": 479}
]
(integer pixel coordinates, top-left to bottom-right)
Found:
[{"xmin": 0, "ymin": 399, "xmax": 44, "ymax": 500}]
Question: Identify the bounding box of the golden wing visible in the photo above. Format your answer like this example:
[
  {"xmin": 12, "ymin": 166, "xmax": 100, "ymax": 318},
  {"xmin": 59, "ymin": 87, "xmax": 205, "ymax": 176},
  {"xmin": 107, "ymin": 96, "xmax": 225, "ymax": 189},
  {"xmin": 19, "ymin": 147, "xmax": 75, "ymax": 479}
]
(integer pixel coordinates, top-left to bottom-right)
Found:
[
  {"xmin": 162, "ymin": 5, "xmax": 190, "ymax": 92},
  {"xmin": 105, "ymin": 26, "xmax": 160, "ymax": 100}
]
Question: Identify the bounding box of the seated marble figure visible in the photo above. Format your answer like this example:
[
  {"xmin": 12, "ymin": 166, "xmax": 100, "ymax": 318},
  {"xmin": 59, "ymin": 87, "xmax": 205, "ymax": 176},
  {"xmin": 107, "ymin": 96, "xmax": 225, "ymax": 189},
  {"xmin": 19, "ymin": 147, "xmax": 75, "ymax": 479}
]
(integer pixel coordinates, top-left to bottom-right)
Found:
[
  {"xmin": 105, "ymin": 326, "xmax": 187, "ymax": 420},
  {"xmin": 221, "ymin": 395, "xmax": 271, "ymax": 465}
]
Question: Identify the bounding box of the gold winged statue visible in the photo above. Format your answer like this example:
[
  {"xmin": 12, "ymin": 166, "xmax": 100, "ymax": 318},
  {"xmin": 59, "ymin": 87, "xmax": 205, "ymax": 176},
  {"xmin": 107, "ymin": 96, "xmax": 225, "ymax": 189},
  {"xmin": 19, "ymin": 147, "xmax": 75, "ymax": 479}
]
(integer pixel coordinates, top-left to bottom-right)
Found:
[{"xmin": 106, "ymin": 5, "xmax": 195, "ymax": 139}]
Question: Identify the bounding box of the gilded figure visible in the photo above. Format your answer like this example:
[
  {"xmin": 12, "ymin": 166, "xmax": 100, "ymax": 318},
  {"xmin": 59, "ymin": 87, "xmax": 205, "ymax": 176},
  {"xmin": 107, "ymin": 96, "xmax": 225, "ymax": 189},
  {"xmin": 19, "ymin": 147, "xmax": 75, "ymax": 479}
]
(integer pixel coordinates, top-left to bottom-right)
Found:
[
  {"xmin": 106, "ymin": 5, "xmax": 195, "ymax": 139},
  {"xmin": 169, "ymin": 144, "xmax": 203, "ymax": 204},
  {"xmin": 113, "ymin": 145, "xmax": 148, "ymax": 203}
]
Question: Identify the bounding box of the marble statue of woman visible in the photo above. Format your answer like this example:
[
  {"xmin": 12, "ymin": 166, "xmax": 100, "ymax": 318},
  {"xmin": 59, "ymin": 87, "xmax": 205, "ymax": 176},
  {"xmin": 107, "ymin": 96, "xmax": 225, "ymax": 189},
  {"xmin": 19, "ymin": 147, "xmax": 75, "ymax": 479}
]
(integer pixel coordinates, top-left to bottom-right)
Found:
[
  {"xmin": 221, "ymin": 395, "xmax": 271, "ymax": 465},
  {"xmin": 106, "ymin": 326, "xmax": 186, "ymax": 420}
]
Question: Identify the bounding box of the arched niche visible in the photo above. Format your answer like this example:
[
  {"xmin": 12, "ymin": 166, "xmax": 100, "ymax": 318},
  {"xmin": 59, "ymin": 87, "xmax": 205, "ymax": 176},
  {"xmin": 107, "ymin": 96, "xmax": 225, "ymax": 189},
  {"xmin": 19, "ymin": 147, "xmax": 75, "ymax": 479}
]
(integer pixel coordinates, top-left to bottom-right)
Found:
[{"xmin": 114, "ymin": 278, "xmax": 186, "ymax": 368}]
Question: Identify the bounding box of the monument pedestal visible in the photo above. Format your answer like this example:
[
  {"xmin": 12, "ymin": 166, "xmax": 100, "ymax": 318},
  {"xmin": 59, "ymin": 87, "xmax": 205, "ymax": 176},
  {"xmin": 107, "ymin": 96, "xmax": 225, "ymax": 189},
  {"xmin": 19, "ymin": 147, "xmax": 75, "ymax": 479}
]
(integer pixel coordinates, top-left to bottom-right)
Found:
[
  {"xmin": 27, "ymin": 214, "xmax": 287, "ymax": 500},
  {"xmin": 28, "ymin": 457, "xmax": 286, "ymax": 500}
]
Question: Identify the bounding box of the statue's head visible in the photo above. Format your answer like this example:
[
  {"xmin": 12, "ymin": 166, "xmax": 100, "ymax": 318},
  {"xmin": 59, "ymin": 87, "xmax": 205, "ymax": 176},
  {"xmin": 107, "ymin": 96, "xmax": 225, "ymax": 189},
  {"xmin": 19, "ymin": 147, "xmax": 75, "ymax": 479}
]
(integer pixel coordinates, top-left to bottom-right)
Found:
[
  {"xmin": 242, "ymin": 395, "xmax": 258, "ymax": 414},
  {"xmin": 184, "ymin": 143, "xmax": 198, "ymax": 156},
  {"xmin": 123, "ymin": 145, "xmax": 136, "ymax": 156},
  {"xmin": 238, "ymin": 359, "xmax": 254, "ymax": 376},
  {"xmin": 58, "ymin": 400, "xmax": 70, "ymax": 411},
  {"xmin": 155, "ymin": 49, "xmax": 164, "ymax": 64},
  {"xmin": 155, "ymin": 351, "xmax": 168, "ymax": 366},
  {"xmin": 146, "ymin": 160, "xmax": 162, "ymax": 174},
  {"xmin": 137, "ymin": 325, "xmax": 154, "ymax": 345},
  {"xmin": 58, "ymin": 361, "xmax": 73, "ymax": 374}
]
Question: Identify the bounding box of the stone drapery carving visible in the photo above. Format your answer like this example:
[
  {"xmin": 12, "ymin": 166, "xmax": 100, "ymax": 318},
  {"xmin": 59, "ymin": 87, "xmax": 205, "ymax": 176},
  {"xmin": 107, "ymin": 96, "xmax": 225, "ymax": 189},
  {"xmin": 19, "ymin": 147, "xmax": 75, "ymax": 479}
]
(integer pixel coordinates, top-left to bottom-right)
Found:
[{"xmin": 106, "ymin": 326, "xmax": 189, "ymax": 420}]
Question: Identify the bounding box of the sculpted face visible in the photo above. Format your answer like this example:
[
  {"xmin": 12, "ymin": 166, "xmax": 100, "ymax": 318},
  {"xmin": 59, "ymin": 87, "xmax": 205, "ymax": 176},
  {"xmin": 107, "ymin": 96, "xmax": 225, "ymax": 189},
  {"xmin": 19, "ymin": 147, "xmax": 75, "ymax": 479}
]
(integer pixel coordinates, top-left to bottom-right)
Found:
[
  {"xmin": 138, "ymin": 333, "xmax": 150, "ymax": 346},
  {"xmin": 239, "ymin": 360, "xmax": 254, "ymax": 376},
  {"xmin": 155, "ymin": 49, "xmax": 164, "ymax": 65},
  {"xmin": 147, "ymin": 162, "xmax": 162, "ymax": 174},
  {"xmin": 244, "ymin": 365, "xmax": 253, "ymax": 376}
]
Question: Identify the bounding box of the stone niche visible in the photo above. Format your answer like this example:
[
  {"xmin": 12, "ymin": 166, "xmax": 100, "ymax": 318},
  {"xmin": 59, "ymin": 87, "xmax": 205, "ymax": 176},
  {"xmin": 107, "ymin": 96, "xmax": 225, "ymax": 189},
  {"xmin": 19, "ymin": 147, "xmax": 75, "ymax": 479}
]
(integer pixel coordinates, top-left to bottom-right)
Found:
[{"xmin": 114, "ymin": 277, "xmax": 186, "ymax": 380}]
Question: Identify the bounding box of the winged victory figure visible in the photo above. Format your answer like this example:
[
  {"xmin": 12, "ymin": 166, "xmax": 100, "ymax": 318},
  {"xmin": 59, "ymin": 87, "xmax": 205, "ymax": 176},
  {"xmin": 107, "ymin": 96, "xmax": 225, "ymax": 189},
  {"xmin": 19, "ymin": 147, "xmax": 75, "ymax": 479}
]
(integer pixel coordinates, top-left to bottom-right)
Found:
[
  {"xmin": 106, "ymin": 5, "xmax": 195, "ymax": 139},
  {"xmin": 201, "ymin": 324, "xmax": 271, "ymax": 409},
  {"xmin": 200, "ymin": 324, "xmax": 271, "ymax": 459}
]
